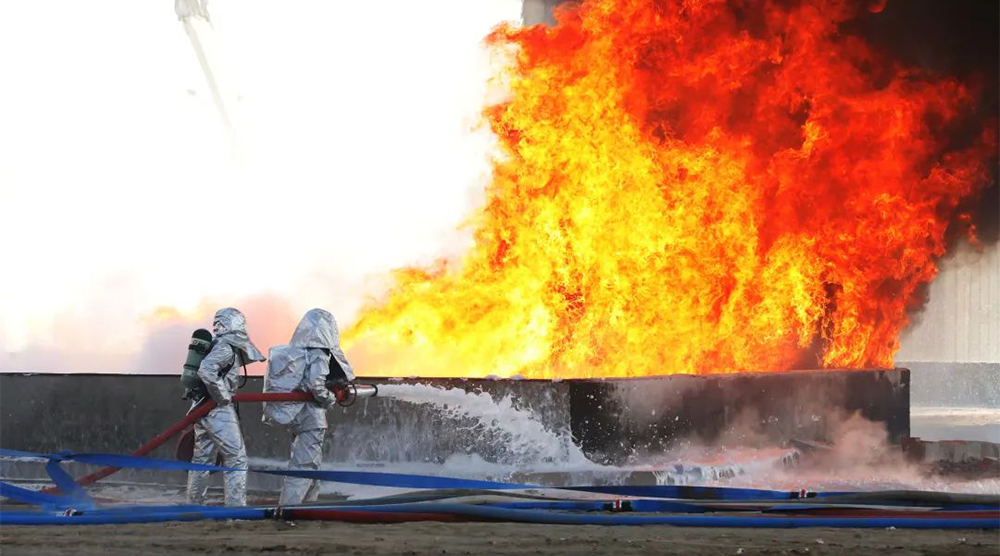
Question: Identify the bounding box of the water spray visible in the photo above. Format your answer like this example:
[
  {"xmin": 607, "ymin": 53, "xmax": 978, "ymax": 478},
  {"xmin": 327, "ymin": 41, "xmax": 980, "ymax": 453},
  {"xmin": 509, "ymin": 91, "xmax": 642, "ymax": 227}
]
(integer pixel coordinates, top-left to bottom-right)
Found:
[{"xmin": 174, "ymin": 0, "xmax": 237, "ymax": 146}]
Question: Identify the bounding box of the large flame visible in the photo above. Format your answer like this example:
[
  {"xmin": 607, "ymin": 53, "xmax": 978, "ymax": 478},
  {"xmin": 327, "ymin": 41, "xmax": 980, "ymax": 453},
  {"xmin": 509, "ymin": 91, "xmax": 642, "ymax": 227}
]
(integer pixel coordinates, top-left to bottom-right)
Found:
[{"xmin": 344, "ymin": 0, "xmax": 995, "ymax": 378}]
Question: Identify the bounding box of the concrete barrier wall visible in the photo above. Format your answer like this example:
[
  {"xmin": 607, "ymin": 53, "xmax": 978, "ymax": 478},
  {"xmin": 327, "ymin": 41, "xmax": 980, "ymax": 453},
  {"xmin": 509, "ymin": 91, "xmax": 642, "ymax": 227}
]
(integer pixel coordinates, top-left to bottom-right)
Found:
[
  {"xmin": 0, "ymin": 369, "xmax": 908, "ymax": 469},
  {"xmin": 0, "ymin": 375, "xmax": 572, "ymax": 464}
]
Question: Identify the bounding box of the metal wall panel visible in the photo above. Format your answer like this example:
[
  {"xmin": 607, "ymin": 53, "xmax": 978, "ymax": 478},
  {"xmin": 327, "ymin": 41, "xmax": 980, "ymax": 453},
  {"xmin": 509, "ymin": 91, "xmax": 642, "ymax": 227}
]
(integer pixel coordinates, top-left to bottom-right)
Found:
[
  {"xmin": 522, "ymin": 0, "xmax": 561, "ymax": 25},
  {"xmin": 897, "ymin": 242, "xmax": 1000, "ymax": 363}
]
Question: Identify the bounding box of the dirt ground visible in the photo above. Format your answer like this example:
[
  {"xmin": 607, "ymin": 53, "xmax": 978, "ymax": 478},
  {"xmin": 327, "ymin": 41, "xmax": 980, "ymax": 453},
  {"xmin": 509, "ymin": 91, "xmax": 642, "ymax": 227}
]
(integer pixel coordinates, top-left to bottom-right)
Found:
[{"xmin": 1, "ymin": 520, "xmax": 997, "ymax": 556}]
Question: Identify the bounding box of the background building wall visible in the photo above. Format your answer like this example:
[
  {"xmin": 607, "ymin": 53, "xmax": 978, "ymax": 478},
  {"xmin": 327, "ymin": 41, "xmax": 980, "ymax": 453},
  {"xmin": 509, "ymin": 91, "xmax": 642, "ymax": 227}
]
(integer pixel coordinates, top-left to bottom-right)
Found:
[
  {"xmin": 522, "ymin": 0, "xmax": 561, "ymax": 25},
  {"xmin": 897, "ymin": 243, "xmax": 1000, "ymax": 364}
]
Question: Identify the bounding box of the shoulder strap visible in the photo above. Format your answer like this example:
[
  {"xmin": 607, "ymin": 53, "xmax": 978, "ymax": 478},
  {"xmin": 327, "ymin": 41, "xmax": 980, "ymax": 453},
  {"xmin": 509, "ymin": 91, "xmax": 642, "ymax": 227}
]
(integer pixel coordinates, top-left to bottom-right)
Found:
[
  {"xmin": 212, "ymin": 340, "xmax": 238, "ymax": 378},
  {"xmin": 239, "ymin": 358, "xmax": 248, "ymax": 389}
]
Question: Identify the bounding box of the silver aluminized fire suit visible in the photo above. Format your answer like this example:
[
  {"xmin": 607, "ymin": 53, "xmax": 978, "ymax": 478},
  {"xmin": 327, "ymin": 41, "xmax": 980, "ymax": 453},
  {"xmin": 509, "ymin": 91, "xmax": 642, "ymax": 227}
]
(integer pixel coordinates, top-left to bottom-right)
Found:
[
  {"xmin": 263, "ymin": 308, "xmax": 355, "ymax": 505},
  {"xmin": 187, "ymin": 307, "xmax": 265, "ymax": 507}
]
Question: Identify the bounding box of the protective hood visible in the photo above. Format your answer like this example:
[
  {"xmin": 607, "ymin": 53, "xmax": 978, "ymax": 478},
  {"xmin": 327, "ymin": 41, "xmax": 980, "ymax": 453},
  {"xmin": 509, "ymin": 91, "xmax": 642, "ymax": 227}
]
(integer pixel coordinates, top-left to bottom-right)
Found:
[
  {"xmin": 289, "ymin": 308, "xmax": 340, "ymax": 349},
  {"xmin": 212, "ymin": 307, "xmax": 265, "ymax": 363}
]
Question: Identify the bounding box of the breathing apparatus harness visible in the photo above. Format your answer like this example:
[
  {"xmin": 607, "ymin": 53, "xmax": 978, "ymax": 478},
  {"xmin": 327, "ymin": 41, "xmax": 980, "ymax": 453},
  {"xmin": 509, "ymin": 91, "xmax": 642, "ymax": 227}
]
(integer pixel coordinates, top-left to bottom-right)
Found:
[{"xmin": 180, "ymin": 328, "xmax": 248, "ymax": 403}]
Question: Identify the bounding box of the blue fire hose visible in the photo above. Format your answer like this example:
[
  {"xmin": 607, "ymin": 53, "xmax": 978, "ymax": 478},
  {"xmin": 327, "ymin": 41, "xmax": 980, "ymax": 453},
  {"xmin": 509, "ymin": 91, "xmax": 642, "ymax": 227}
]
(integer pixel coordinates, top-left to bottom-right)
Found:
[
  {"xmin": 0, "ymin": 508, "xmax": 269, "ymax": 525},
  {"xmin": 0, "ymin": 448, "xmax": 835, "ymax": 502},
  {"xmin": 2, "ymin": 448, "xmax": 997, "ymax": 528},
  {"xmin": 3, "ymin": 502, "xmax": 997, "ymax": 528}
]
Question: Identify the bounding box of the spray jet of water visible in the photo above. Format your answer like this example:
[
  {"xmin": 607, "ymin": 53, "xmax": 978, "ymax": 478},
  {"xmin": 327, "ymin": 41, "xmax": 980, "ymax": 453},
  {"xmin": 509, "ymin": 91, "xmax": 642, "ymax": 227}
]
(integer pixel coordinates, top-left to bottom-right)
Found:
[{"xmin": 174, "ymin": 0, "xmax": 238, "ymax": 147}]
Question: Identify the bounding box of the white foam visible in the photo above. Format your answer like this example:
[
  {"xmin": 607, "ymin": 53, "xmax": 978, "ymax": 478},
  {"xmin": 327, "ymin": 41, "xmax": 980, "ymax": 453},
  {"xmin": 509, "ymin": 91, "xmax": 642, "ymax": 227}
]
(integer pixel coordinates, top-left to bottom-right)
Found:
[{"xmin": 377, "ymin": 383, "xmax": 593, "ymax": 468}]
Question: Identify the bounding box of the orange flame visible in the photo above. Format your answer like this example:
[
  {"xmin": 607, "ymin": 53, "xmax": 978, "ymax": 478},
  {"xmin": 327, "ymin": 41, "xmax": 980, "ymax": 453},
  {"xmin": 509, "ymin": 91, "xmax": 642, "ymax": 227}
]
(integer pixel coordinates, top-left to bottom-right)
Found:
[{"xmin": 344, "ymin": 0, "xmax": 995, "ymax": 378}]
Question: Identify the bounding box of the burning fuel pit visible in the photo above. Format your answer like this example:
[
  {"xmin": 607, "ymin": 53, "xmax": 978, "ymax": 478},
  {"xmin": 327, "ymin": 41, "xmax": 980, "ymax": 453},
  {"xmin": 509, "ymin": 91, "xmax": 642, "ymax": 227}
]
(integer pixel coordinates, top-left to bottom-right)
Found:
[{"xmin": 0, "ymin": 369, "xmax": 907, "ymax": 484}]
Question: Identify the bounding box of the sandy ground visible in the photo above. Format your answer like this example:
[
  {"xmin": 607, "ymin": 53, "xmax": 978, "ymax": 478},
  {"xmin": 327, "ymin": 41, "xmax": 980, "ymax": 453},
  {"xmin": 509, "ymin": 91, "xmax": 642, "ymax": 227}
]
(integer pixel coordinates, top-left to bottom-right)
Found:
[{"xmin": 1, "ymin": 520, "xmax": 998, "ymax": 556}]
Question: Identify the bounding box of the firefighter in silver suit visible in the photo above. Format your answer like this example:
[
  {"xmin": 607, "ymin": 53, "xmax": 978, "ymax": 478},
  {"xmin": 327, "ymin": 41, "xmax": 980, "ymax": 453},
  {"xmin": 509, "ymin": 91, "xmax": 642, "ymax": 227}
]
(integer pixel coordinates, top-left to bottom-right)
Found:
[
  {"xmin": 187, "ymin": 307, "xmax": 265, "ymax": 506},
  {"xmin": 263, "ymin": 308, "xmax": 355, "ymax": 505}
]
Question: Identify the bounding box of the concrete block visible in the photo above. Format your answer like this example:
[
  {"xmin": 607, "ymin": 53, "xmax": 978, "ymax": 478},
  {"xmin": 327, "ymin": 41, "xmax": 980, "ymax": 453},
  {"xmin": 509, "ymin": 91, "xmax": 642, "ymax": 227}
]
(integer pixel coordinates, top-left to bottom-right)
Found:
[{"xmin": 0, "ymin": 369, "xmax": 908, "ymax": 470}]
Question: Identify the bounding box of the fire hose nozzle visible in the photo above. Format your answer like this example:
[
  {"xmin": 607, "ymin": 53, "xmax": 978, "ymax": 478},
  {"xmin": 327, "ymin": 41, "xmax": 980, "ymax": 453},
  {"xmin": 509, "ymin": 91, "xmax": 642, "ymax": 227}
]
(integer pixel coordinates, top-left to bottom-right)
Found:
[{"xmin": 331, "ymin": 382, "xmax": 378, "ymax": 407}]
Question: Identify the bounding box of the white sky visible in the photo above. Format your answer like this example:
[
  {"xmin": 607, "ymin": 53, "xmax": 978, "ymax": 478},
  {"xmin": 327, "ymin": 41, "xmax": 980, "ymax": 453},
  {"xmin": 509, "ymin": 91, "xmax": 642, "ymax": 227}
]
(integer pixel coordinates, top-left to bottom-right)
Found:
[{"xmin": 0, "ymin": 0, "xmax": 522, "ymax": 369}]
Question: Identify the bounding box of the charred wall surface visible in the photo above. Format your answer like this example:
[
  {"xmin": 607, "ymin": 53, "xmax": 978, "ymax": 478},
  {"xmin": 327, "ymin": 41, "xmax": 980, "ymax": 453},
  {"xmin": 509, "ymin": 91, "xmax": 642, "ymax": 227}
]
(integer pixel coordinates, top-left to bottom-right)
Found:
[{"xmin": 570, "ymin": 369, "xmax": 909, "ymax": 463}]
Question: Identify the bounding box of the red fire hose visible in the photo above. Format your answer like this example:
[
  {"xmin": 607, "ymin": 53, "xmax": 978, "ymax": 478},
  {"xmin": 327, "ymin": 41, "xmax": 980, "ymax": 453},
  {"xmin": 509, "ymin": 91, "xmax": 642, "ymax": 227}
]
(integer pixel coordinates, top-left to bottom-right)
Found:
[{"xmin": 44, "ymin": 390, "xmax": 346, "ymax": 493}]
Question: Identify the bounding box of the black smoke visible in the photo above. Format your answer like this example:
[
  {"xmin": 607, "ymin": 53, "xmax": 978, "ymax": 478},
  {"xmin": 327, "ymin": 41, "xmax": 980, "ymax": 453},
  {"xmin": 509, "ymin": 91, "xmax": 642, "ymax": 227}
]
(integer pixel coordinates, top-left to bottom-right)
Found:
[{"xmin": 849, "ymin": 0, "xmax": 999, "ymax": 246}]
